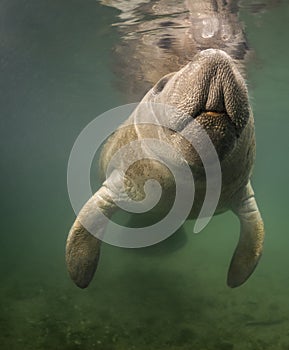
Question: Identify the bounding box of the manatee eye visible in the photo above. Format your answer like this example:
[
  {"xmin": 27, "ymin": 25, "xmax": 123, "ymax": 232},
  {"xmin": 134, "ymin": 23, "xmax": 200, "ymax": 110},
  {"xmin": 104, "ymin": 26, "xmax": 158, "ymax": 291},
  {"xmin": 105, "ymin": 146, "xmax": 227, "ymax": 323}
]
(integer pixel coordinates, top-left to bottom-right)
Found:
[{"xmin": 153, "ymin": 73, "xmax": 175, "ymax": 94}]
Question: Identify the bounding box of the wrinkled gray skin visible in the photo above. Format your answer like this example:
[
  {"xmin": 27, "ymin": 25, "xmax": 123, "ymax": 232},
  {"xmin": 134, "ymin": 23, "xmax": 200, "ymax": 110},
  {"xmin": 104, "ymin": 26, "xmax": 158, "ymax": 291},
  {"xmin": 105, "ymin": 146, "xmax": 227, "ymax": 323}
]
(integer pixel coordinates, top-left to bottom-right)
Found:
[{"xmin": 66, "ymin": 0, "xmax": 265, "ymax": 289}]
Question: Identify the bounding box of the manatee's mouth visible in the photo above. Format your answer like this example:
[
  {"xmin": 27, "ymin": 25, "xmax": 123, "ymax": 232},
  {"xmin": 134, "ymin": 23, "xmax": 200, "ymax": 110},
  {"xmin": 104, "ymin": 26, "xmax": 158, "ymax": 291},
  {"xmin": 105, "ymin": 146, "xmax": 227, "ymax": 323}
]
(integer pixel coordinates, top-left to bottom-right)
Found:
[
  {"xmin": 171, "ymin": 89, "xmax": 240, "ymax": 140},
  {"xmin": 201, "ymin": 111, "xmax": 226, "ymax": 117},
  {"xmin": 193, "ymin": 107, "xmax": 241, "ymax": 140},
  {"xmin": 193, "ymin": 109, "xmax": 232, "ymax": 129},
  {"xmin": 194, "ymin": 110, "xmax": 228, "ymax": 120},
  {"xmin": 193, "ymin": 109, "xmax": 238, "ymax": 160}
]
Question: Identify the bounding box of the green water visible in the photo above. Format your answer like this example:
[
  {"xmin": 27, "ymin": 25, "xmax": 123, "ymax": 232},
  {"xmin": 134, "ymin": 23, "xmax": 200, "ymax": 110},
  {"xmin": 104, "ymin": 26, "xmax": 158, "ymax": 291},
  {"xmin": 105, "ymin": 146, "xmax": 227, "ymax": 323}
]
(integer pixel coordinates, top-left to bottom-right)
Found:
[{"xmin": 1, "ymin": 1, "xmax": 289, "ymax": 349}]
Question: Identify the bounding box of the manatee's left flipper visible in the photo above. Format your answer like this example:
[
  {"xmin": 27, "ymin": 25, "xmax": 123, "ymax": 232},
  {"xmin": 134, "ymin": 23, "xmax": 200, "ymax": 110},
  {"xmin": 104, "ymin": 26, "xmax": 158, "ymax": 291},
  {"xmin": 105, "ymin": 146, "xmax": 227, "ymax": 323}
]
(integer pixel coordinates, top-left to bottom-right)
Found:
[
  {"xmin": 227, "ymin": 181, "xmax": 265, "ymax": 288},
  {"xmin": 66, "ymin": 218, "xmax": 102, "ymax": 289},
  {"xmin": 66, "ymin": 185, "xmax": 117, "ymax": 288}
]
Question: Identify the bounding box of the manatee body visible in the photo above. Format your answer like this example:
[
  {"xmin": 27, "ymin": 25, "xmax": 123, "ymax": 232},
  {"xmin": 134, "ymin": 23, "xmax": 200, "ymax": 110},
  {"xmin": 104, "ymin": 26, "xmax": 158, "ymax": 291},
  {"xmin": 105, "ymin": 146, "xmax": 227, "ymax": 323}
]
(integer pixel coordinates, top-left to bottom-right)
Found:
[{"xmin": 66, "ymin": 1, "xmax": 264, "ymax": 289}]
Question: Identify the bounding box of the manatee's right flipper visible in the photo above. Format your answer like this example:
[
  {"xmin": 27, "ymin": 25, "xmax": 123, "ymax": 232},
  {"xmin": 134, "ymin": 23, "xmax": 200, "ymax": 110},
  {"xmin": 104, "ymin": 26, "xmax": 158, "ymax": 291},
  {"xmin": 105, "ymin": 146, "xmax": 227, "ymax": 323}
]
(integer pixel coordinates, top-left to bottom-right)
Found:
[
  {"xmin": 66, "ymin": 185, "xmax": 117, "ymax": 288},
  {"xmin": 227, "ymin": 181, "xmax": 265, "ymax": 288}
]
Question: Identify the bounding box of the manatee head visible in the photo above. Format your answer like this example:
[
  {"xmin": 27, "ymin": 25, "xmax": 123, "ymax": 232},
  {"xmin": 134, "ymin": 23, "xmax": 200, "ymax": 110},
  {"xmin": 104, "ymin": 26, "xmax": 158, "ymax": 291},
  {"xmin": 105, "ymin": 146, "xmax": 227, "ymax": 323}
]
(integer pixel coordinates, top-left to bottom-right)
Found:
[{"xmin": 145, "ymin": 49, "xmax": 251, "ymax": 162}]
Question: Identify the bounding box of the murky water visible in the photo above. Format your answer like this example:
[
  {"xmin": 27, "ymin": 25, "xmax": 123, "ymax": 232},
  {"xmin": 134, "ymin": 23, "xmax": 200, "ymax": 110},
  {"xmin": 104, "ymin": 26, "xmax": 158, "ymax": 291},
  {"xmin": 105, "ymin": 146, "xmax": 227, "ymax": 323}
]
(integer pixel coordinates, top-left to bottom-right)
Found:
[{"xmin": 0, "ymin": 1, "xmax": 289, "ymax": 349}]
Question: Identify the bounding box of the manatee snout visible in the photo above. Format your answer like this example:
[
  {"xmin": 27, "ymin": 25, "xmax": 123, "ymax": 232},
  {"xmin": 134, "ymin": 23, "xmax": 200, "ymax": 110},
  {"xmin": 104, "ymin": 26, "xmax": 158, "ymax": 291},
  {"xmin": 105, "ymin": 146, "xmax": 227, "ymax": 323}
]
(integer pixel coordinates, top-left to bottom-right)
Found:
[
  {"xmin": 156, "ymin": 49, "xmax": 250, "ymax": 134},
  {"xmin": 151, "ymin": 49, "xmax": 250, "ymax": 159},
  {"xmin": 196, "ymin": 49, "xmax": 250, "ymax": 137}
]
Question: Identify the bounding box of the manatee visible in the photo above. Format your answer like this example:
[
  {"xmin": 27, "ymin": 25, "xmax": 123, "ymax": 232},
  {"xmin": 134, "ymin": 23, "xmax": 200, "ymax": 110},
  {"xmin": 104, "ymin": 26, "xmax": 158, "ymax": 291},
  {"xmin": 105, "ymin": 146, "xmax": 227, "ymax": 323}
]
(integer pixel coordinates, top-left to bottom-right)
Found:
[{"xmin": 66, "ymin": 1, "xmax": 265, "ymax": 289}]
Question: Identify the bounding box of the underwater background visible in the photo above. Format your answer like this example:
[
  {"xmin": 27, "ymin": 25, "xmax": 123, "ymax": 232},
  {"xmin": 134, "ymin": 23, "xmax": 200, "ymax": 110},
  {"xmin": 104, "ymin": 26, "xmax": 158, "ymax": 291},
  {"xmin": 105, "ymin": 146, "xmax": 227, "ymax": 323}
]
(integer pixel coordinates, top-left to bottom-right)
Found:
[{"xmin": 0, "ymin": 0, "xmax": 289, "ymax": 349}]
